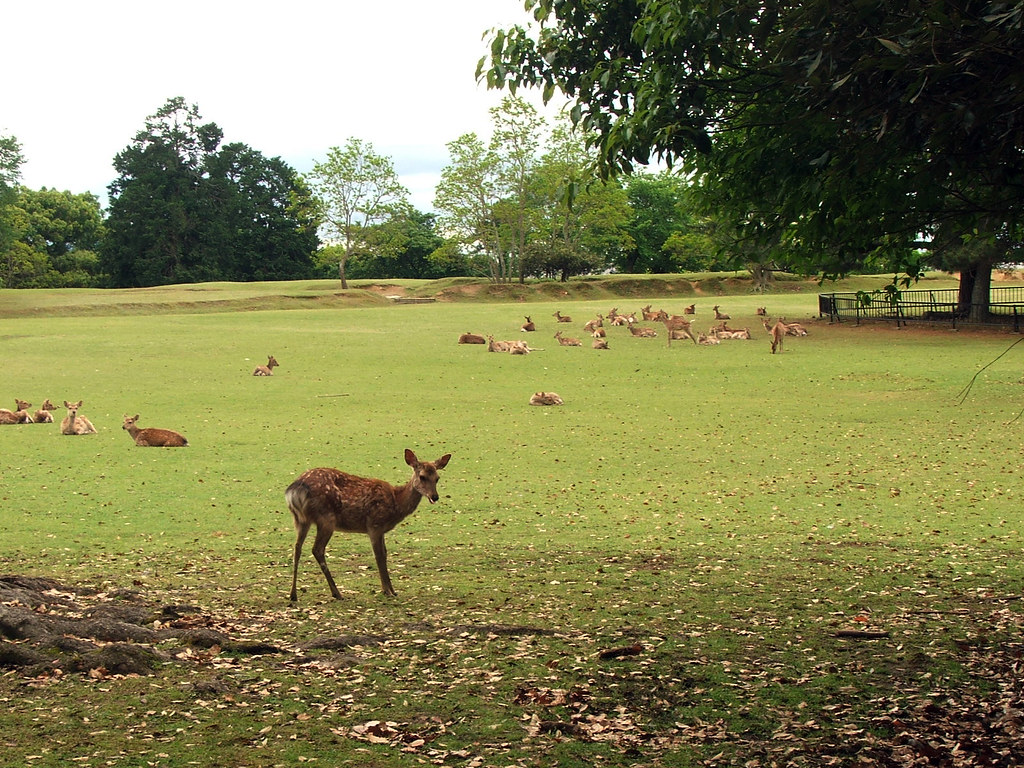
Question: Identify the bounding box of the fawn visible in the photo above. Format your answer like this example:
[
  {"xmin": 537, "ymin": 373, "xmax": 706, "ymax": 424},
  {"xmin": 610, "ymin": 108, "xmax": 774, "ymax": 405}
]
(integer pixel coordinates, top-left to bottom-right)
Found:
[{"xmin": 285, "ymin": 448, "xmax": 451, "ymax": 601}]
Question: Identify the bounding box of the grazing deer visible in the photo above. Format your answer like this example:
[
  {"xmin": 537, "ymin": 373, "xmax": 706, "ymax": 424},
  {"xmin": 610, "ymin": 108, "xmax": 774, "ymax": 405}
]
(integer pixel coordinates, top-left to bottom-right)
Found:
[
  {"xmin": 0, "ymin": 400, "xmax": 32, "ymax": 425},
  {"xmin": 521, "ymin": 316, "xmax": 536, "ymax": 332},
  {"xmin": 769, "ymin": 319, "xmax": 787, "ymax": 354},
  {"xmin": 684, "ymin": 304, "xmax": 696, "ymax": 315},
  {"xmin": 33, "ymin": 399, "xmax": 57, "ymax": 424},
  {"xmin": 529, "ymin": 391, "xmax": 564, "ymax": 406},
  {"xmin": 122, "ymin": 414, "xmax": 188, "ymax": 447},
  {"xmin": 458, "ymin": 332, "xmax": 486, "ymax": 344},
  {"xmin": 554, "ymin": 330, "xmax": 582, "ymax": 346},
  {"xmin": 61, "ymin": 400, "xmax": 97, "ymax": 435},
  {"xmin": 661, "ymin": 316, "xmax": 696, "ymax": 345},
  {"xmin": 553, "ymin": 310, "xmax": 573, "ymax": 323},
  {"xmin": 286, "ymin": 448, "xmax": 451, "ymax": 600},
  {"xmin": 253, "ymin": 355, "xmax": 279, "ymax": 376},
  {"xmin": 713, "ymin": 305, "xmax": 731, "ymax": 320}
]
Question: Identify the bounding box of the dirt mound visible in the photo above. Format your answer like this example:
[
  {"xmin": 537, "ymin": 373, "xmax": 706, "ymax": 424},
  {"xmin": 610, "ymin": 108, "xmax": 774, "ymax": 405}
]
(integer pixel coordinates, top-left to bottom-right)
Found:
[{"xmin": 0, "ymin": 575, "xmax": 282, "ymax": 677}]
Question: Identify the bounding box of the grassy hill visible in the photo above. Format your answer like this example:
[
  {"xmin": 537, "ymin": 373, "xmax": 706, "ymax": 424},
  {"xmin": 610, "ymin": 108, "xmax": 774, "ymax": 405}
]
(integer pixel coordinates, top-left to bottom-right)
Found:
[{"xmin": 0, "ymin": 271, "xmax": 962, "ymax": 318}]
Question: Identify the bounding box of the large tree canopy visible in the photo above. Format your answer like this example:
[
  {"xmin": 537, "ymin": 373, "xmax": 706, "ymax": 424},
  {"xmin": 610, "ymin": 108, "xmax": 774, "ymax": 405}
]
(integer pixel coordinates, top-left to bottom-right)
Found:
[
  {"xmin": 481, "ymin": 1, "xmax": 1024, "ymax": 312},
  {"xmin": 102, "ymin": 98, "xmax": 317, "ymax": 287}
]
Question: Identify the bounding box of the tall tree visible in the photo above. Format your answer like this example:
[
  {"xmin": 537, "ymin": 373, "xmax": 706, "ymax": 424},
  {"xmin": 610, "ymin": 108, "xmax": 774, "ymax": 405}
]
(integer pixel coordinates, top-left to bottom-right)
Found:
[
  {"xmin": 102, "ymin": 98, "xmax": 223, "ymax": 287},
  {"xmin": 204, "ymin": 143, "xmax": 318, "ymax": 281},
  {"xmin": 306, "ymin": 138, "xmax": 410, "ymax": 289},
  {"xmin": 526, "ymin": 124, "xmax": 631, "ymax": 280},
  {"xmin": 434, "ymin": 133, "xmax": 508, "ymax": 280},
  {"xmin": 480, "ymin": 1, "xmax": 1024, "ymax": 313},
  {"xmin": 102, "ymin": 98, "xmax": 316, "ymax": 287}
]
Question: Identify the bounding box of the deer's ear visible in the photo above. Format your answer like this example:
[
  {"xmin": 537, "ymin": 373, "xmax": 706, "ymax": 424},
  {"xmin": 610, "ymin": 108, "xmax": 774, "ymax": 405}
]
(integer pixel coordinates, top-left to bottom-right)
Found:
[
  {"xmin": 405, "ymin": 448, "xmax": 418, "ymax": 467},
  {"xmin": 435, "ymin": 454, "xmax": 451, "ymax": 470}
]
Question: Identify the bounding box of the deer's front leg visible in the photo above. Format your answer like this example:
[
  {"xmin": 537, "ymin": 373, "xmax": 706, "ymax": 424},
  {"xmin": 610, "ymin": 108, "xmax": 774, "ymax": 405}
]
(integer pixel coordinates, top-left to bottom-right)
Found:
[{"xmin": 369, "ymin": 530, "xmax": 397, "ymax": 596}]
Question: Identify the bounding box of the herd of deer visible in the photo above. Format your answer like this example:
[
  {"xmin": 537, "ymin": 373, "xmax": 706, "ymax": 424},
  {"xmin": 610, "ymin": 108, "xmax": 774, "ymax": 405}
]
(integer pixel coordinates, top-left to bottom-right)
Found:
[
  {"xmin": 0, "ymin": 398, "xmax": 189, "ymax": 445},
  {"xmin": 458, "ymin": 304, "xmax": 808, "ymax": 354}
]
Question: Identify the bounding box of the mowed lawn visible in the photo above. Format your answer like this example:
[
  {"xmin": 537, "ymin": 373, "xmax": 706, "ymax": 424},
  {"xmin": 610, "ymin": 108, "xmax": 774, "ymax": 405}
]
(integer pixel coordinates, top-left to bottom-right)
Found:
[{"xmin": 0, "ymin": 280, "xmax": 1021, "ymax": 767}]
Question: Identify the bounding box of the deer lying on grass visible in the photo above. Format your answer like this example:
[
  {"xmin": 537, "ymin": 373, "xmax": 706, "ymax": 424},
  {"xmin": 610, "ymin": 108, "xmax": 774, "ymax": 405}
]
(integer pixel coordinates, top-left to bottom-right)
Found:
[
  {"xmin": 253, "ymin": 355, "xmax": 279, "ymax": 376},
  {"xmin": 458, "ymin": 332, "xmax": 486, "ymax": 344},
  {"xmin": 762, "ymin": 318, "xmax": 808, "ymax": 337},
  {"xmin": 286, "ymin": 448, "xmax": 451, "ymax": 600},
  {"xmin": 697, "ymin": 332, "xmax": 720, "ymax": 345},
  {"xmin": 553, "ymin": 310, "xmax": 573, "ymax": 323},
  {"xmin": 529, "ymin": 391, "xmax": 564, "ymax": 405},
  {"xmin": 583, "ymin": 315, "xmax": 604, "ymax": 333},
  {"xmin": 609, "ymin": 312, "xmax": 636, "ymax": 327},
  {"xmin": 641, "ymin": 305, "xmax": 665, "ymax": 321},
  {"xmin": 628, "ymin": 325, "xmax": 658, "ymax": 338},
  {"xmin": 0, "ymin": 400, "xmax": 33, "ymax": 424},
  {"xmin": 714, "ymin": 327, "xmax": 752, "ymax": 340},
  {"xmin": 661, "ymin": 315, "xmax": 697, "ymax": 345},
  {"xmin": 61, "ymin": 400, "xmax": 97, "ymax": 435},
  {"xmin": 554, "ymin": 330, "xmax": 582, "ymax": 346},
  {"xmin": 33, "ymin": 399, "xmax": 57, "ymax": 423},
  {"xmin": 757, "ymin": 307, "xmax": 767, "ymax": 316},
  {"xmin": 684, "ymin": 304, "xmax": 696, "ymax": 315},
  {"xmin": 122, "ymin": 414, "xmax": 188, "ymax": 447},
  {"xmin": 713, "ymin": 305, "xmax": 731, "ymax": 320},
  {"xmin": 521, "ymin": 316, "xmax": 536, "ymax": 332},
  {"xmin": 592, "ymin": 334, "xmax": 609, "ymax": 349}
]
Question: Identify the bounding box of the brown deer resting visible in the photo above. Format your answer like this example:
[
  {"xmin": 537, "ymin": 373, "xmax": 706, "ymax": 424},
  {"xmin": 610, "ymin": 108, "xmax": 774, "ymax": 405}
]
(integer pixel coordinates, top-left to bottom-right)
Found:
[
  {"xmin": 286, "ymin": 448, "xmax": 451, "ymax": 600},
  {"xmin": 713, "ymin": 305, "xmax": 731, "ymax": 320},
  {"xmin": 61, "ymin": 400, "xmax": 97, "ymax": 435},
  {"xmin": 553, "ymin": 310, "xmax": 573, "ymax": 323},
  {"xmin": 529, "ymin": 391, "xmax": 564, "ymax": 406},
  {"xmin": 122, "ymin": 414, "xmax": 189, "ymax": 447},
  {"xmin": 253, "ymin": 355, "xmax": 279, "ymax": 376},
  {"xmin": 0, "ymin": 400, "xmax": 32, "ymax": 425},
  {"xmin": 33, "ymin": 399, "xmax": 57, "ymax": 424},
  {"xmin": 554, "ymin": 330, "xmax": 583, "ymax": 346},
  {"xmin": 458, "ymin": 332, "xmax": 486, "ymax": 344},
  {"xmin": 521, "ymin": 316, "xmax": 536, "ymax": 332}
]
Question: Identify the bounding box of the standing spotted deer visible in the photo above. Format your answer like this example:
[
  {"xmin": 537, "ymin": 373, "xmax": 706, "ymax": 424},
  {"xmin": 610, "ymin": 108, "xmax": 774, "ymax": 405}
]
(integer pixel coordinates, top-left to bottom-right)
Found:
[
  {"xmin": 286, "ymin": 448, "xmax": 452, "ymax": 600},
  {"xmin": 253, "ymin": 355, "xmax": 279, "ymax": 376}
]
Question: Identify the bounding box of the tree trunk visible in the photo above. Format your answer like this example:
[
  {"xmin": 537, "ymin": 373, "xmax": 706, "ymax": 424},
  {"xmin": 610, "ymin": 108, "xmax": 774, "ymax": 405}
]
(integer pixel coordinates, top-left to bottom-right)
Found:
[
  {"xmin": 968, "ymin": 263, "xmax": 993, "ymax": 322},
  {"xmin": 338, "ymin": 259, "xmax": 348, "ymax": 290},
  {"xmin": 956, "ymin": 264, "xmax": 977, "ymax": 318}
]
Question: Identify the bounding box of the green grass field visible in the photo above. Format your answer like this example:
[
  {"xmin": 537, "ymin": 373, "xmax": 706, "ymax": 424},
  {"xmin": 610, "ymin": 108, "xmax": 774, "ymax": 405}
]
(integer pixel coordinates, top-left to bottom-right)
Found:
[{"xmin": 1, "ymin": 275, "xmax": 1021, "ymax": 767}]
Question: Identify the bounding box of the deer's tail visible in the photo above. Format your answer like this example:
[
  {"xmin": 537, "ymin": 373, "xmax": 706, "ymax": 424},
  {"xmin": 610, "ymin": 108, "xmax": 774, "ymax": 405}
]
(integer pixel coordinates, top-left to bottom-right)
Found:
[{"xmin": 285, "ymin": 480, "xmax": 311, "ymax": 526}]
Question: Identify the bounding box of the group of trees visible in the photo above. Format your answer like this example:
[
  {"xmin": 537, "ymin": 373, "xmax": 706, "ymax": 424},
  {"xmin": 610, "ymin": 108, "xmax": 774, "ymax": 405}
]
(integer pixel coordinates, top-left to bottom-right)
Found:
[
  {"xmin": 2, "ymin": 95, "xmax": 731, "ymax": 289},
  {"xmin": 481, "ymin": 0, "xmax": 1024, "ymax": 316}
]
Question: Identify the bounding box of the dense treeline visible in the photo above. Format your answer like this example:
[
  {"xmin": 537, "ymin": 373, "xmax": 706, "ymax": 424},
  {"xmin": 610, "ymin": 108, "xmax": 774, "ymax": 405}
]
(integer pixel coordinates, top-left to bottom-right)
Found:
[{"xmin": 1, "ymin": 97, "xmax": 740, "ymax": 290}]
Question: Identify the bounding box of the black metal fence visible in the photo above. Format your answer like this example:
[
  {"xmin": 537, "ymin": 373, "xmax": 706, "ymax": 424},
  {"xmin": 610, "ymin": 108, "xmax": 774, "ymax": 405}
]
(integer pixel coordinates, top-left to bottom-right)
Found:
[{"xmin": 818, "ymin": 285, "xmax": 1024, "ymax": 332}]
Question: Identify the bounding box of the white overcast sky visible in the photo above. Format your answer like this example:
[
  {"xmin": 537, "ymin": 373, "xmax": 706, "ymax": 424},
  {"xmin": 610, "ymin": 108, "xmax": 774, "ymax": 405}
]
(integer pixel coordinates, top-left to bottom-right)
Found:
[{"xmin": 3, "ymin": 0, "xmax": 564, "ymax": 212}]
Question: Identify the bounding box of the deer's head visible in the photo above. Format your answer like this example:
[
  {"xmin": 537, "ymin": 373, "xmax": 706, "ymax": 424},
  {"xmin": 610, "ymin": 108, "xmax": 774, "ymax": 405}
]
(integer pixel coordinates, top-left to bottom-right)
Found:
[{"xmin": 405, "ymin": 449, "xmax": 451, "ymax": 504}]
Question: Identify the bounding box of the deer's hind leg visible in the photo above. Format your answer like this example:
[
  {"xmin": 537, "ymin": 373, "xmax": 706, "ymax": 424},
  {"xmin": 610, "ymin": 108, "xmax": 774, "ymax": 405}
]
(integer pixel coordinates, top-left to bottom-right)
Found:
[
  {"xmin": 310, "ymin": 525, "xmax": 342, "ymax": 599},
  {"xmin": 290, "ymin": 520, "xmax": 312, "ymax": 603}
]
